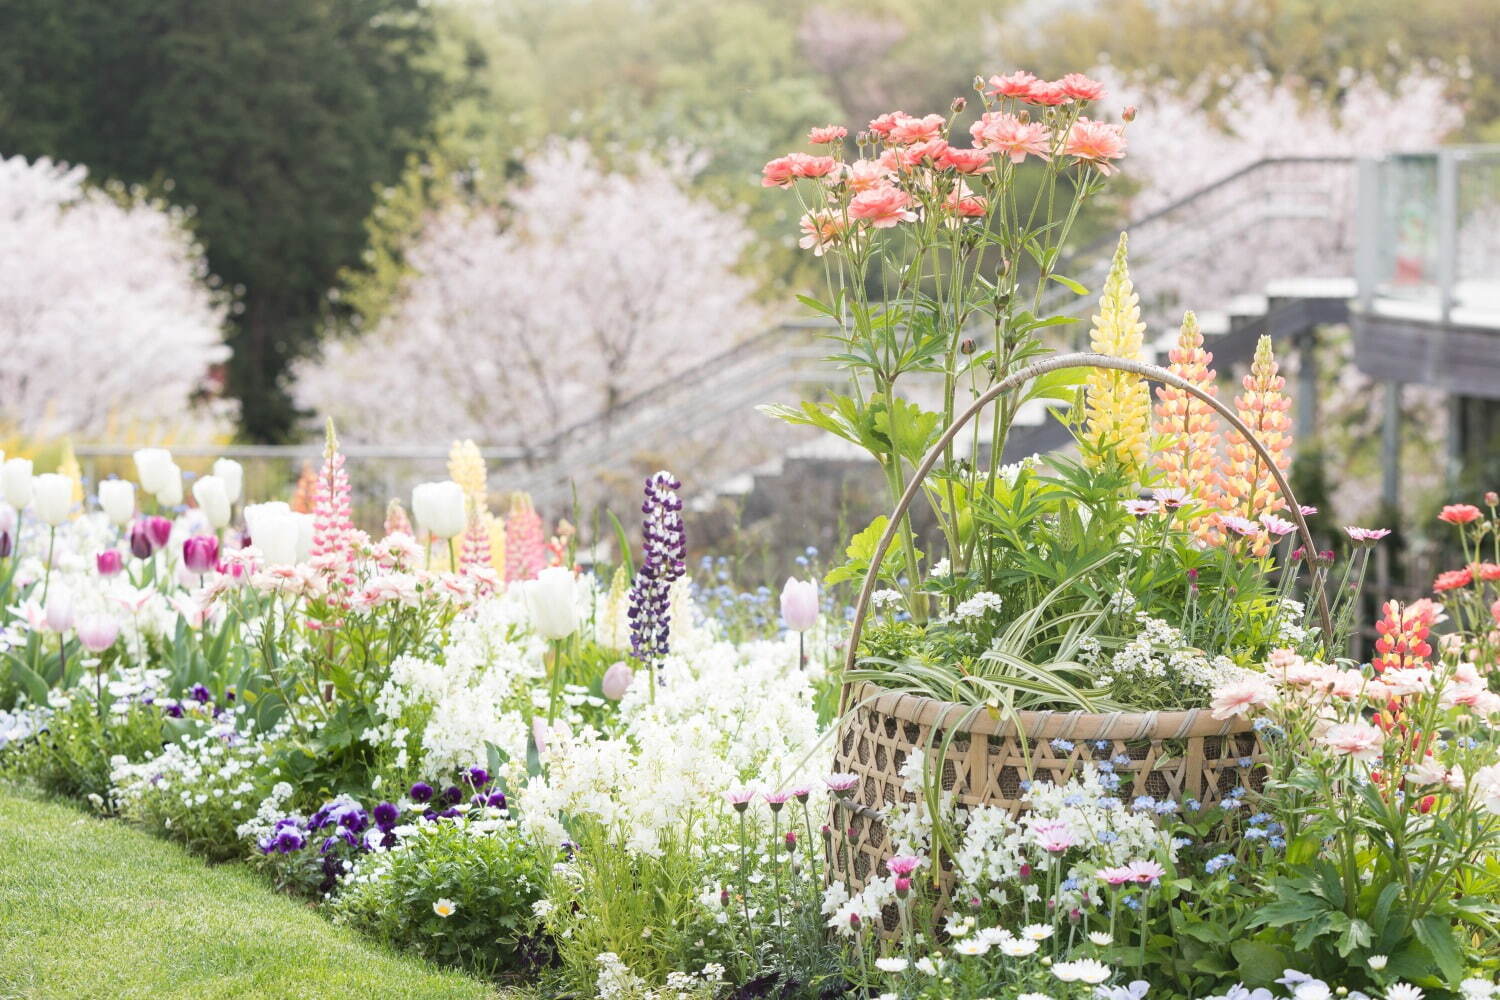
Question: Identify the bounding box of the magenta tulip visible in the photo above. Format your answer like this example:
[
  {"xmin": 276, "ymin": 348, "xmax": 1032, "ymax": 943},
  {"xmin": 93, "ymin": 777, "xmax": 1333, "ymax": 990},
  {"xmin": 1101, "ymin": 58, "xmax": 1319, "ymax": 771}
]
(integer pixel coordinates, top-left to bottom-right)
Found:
[
  {"xmin": 182, "ymin": 535, "xmax": 219, "ymax": 575},
  {"xmin": 96, "ymin": 549, "xmax": 124, "ymax": 577},
  {"xmin": 145, "ymin": 515, "xmax": 173, "ymax": 550}
]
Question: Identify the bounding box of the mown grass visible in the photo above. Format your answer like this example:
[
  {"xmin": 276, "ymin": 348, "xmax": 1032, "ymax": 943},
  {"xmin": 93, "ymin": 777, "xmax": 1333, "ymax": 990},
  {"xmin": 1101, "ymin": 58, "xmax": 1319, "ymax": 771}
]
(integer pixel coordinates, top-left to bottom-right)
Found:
[{"xmin": 0, "ymin": 787, "xmax": 506, "ymax": 1000}]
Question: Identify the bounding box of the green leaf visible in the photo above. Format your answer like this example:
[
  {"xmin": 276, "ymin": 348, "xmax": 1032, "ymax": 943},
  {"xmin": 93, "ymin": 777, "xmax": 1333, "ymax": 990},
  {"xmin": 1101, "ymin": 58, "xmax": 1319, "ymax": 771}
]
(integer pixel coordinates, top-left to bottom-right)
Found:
[
  {"xmin": 1413, "ymin": 915, "xmax": 1464, "ymax": 983},
  {"xmin": 824, "ymin": 516, "xmax": 918, "ymax": 588},
  {"xmin": 1252, "ymin": 891, "xmax": 1325, "ymax": 928},
  {"xmin": 1048, "ymin": 272, "xmax": 1090, "ymax": 295},
  {"xmin": 796, "ymin": 293, "xmax": 838, "ymax": 318},
  {"xmin": 2, "ymin": 653, "xmax": 51, "ymax": 706},
  {"xmin": 1230, "ymin": 940, "xmax": 1289, "ymax": 986}
]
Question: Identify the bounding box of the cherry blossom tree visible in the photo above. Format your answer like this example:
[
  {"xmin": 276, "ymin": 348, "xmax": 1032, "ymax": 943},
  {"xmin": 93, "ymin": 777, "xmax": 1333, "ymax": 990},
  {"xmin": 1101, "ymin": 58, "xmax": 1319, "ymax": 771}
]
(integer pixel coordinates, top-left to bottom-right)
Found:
[
  {"xmin": 0, "ymin": 155, "xmax": 233, "ymax": 439},
  {"xmin": 294, "ymin": 140, "xmax": 765, "ymax": 446}
]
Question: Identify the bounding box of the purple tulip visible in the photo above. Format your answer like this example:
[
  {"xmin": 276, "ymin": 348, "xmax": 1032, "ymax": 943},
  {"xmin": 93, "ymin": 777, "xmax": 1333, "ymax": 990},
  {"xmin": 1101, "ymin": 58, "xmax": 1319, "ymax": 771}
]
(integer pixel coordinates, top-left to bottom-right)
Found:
[
  {"xmin": 145, "ymin": 515, "xmax": 173, "ymax": 550},
  {"xmin": 0, "ymin": 530, "xmax": 11, "ymax": 559},
  {"xmin": 96, "ymin": 549, "xmax": 124, "ymax": 577},
  {"xmin": 129, "ymin": 520, "xmax": 155, "ymax": 559},
  {"xmin": 182, "ymin": 534, "xmax": 219, "ymax": 575}
]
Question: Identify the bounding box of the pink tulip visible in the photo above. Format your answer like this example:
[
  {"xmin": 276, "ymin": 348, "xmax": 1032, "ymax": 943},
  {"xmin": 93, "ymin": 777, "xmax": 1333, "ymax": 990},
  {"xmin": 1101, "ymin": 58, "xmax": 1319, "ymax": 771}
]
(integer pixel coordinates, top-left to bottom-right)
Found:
[
  {"xmin": 77, "ymin": 615, "xmax": 119, "ymax": 653},
  {"xmin": 601, "ymin": 661, "xmax": 633, "ymax": 701},
  {"xmin": 145, "ymin": 515, "xmax": 173, "ymax": 550},
  {"xmin": 182, "ymin": 535, "xmax": 219, "ymax": 575},
  {"xmin": 96, "ymin": 549, "xmax": 124, "ymax": 577},
  {"xmin": 780, "ymin": 577, "xmax": 819, "ymax": 632},
  {"xmin": 45, "ymin": 594, "xmax": 73, "ymax": 633}
]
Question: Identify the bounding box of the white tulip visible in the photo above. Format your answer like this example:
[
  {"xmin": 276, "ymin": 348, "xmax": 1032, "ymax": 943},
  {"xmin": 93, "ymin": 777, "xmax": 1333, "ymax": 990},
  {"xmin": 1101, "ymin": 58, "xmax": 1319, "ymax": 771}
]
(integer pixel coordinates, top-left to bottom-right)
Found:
[
  {"xmin": 153, "ymin": 463, "xmax": 183, "ymax": 507},
  {"xmin": 523, "ymin": 566, "xmax": 581, "ymax": 640},
  {"xmin": 191, "ymin": 475, "xmax": 231, "ymax": 529},
  {"xmin": 412, "ymin": 481, "xmax": 467, "ymax": 539},
  {"xmin": 212, "ymin": 458, "xmax": 244, "ymax": 504},
  {"xmin": 33, "ymin": 473, "xmax": 72, "ymax": 526},
  {"xmin": 98, "ymin": 479, "xmax": 136, "ymax": 525},
  {"xmin": 133, "ymin": 448, "xmax": 173, "ymax": 494},
  {"xmin": 244, "ymin": 502, "xmax": 298, "ymax": 564},
  {"xmin": 2, "ymin": 458, "xmax": 34, "ymax": 509}
]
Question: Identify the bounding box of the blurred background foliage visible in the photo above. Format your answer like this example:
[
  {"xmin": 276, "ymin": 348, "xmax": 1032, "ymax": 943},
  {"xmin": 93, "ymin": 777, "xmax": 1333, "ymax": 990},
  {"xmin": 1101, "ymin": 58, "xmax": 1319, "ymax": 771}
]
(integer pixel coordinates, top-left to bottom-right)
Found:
[{"xmin": 0, "ymin": 0, "xmax": 1497, "ymax": 440}]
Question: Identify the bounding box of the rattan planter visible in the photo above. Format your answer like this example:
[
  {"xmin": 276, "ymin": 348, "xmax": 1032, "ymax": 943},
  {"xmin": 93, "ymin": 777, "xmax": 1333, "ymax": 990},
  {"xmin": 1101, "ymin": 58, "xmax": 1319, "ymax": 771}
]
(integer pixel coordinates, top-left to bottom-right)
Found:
[{"xmin": 827, "ymin": 680, "xmax": 1265, "ymax": 899}]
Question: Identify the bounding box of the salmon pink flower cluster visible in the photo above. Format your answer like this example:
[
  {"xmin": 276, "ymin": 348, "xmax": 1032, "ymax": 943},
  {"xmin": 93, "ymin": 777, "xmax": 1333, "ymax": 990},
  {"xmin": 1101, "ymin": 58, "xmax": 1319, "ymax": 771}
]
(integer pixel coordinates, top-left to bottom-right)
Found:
[{"xmin": 760, "ymin": 70, "xmax": 1126, "ymax": 257}]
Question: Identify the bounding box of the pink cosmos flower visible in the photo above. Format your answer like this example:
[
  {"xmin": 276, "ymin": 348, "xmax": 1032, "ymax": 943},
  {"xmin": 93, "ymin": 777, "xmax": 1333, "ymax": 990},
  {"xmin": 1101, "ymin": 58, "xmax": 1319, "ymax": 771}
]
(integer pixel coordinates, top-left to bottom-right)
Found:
[
  {"xmin": 1219, "ymin": 514, "xmax": 1262, "ymax": 537},
  {"xmin": 726, "ymin": 787, "xmax": 756, "ymax": 807},
  {"xmin": 1209, "ymin": 677, "xmax": 1275, "ymax": 720},
  {"xmin": 1126, "ymin": 859, "xmax": 1165, "ymax": 883},
  {"xmin": 985, "ymin": 70, "xmax": 1039, "ymax": 99},
  {"xmin": 969, "ymin": 112, "xmax": 1050, "ymax": 164},
  {"xmin": 1032, "ymin": 819, "xmax": 1077, "ymax": 854},
  {"xmin": 1260, "ymin": 513, "xmax": 1296, "ymax": 537},
  {"xmin": 938, "ymin": 147, "xmax": 994, "ymax": 174},
  {"xmin": 887, "ymin": 113, "xmax": 946, "ymax": 145},
  {"xmin": 1063, "ymin": 118, "xmax": 1127, "ymax": 175},
  {"xmin": 1345, "ymin": 526, "xmax": 1392, "ymax": 545},
  {"xmin": 1438, "ymin": 504, "xmax": 1482, "ymax": 525},
  {"xmin": 1057, "ymin": 73, "xmax": 1107, "ymax": 102},
  {"xmin": 886, "ymin": 854, "xmax": 923, "ymax": 876},
  {"xmin": 1299, "ymin": 505, "xmax": 1320, "ymax": 517},
  {"xmin": 825, "ymin": 772, "xmax": 859, "ymax": 793},
  {"xmin": 848, "ymin": 185, "xmax": 917, "ymax": 228},
  {"xmin": 763, "ymin": 789, "xmax": 792, "ymax": 806},
  {"xmin": 1096, "ymin": 865, "xmax": 1135, "ymax": 886},
  {"xmin": 809, "ymin": 125, "xmax": 848, "ymax": 144},
  {"xmin": 1123, "ymin": 499, "xmax": 1158, "ymax": 518},
  {"xmin": 1153, "ymin": 487, "xmax": 1190, "ymax": 509},
  {"xmin": 1321, "ymin": 721, "xmax": 1385, "ymax": 763}
]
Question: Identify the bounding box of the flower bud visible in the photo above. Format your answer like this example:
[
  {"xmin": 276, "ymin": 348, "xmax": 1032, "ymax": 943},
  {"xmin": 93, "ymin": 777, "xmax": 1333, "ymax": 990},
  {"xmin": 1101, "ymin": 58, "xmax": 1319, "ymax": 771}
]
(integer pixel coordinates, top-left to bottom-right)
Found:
[
  {"xmin": 960, "ymin": 338, "xmax": 976, "ymax": 355},
  {"xmin": 720, "ymin": 888, "xmax": 731, "ymax": 908},
  {"xmin": 602, "ymin": 660, "xmax": 633, "ymax": 701},
  {"xmin": 98, "ymin": 480, "xmax": 136, "ymax": 525},
  {"xmin": 849, "ymin": 913, "xmax": 861, "ymax": 931},
  {"xmin": 192, "ymin": 475, "xmax": 232, "ymax": 529},
  {"xmin": 951, "ymin": 96, "xmax": 967, "ymax": 113},
  {"xmin": 182, "ymin": 534, "xmax": 220, "ymax": 575},
  {"xmin": 45, "ymin": 594, "xmax": 73, "ymax": 633},
  {"xmin": 895, "ymin": 877, "xmax": 911, "ymax": 898},
  {"xmin": 1122, "ymin": 105, "xmax": 1137, "ymax": 122},
  {"xmin": 1019, "ymin": 862, "xmax": 1032, "ymax": 881},
  {"xmin": 2, "ymin": 458, "xmax": 33, "ymax": 509},
  {"xmin": 146, "ymin": 516, "xmax": 173, "ymax": 550},
  {"xmin": 33, "ymin": 473, "xmax": 72, "ymax": 526},
  {"xmin": 785, "ymin": 830, "xmax": 797, "ymax": 852},
  {"xmin": 129, "ymin": 520, "xmax": 155, "ymax": 559},
  {"xmin": 1487, "ymin": 491, "xmax": 1499, "ymax": 508},
  {"xmin": 780, "ymin": 577, "xmax": 819, "ymax": 632}
]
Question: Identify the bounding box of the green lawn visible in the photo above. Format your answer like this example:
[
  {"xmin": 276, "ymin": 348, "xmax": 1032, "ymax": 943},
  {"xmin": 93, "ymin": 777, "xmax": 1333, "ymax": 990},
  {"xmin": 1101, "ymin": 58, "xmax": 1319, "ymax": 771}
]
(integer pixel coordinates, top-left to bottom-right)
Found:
[{"xmin": 0, "ymin": 788, "xmax": 504, "ymax": 1000}]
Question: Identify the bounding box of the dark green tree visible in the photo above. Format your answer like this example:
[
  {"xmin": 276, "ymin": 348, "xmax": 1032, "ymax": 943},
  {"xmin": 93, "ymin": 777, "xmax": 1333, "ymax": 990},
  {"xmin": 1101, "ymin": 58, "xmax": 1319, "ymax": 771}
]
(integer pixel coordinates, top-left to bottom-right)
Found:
[{"xmin": 0, "ymin": 0, "xmax": 441, "ymax": 440}]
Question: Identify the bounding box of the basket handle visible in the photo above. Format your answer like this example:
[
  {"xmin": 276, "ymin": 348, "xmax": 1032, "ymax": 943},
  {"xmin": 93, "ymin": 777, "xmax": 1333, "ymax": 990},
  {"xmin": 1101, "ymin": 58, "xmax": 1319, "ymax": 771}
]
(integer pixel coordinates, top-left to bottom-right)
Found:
[{"xmin": 840, "ymin": 351, "xmax": 1335, "ymax": 681}]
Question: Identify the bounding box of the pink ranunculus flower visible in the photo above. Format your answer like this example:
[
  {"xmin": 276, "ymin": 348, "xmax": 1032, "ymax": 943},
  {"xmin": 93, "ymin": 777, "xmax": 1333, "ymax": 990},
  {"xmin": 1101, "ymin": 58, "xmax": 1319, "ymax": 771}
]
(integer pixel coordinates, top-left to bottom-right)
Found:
[
  {"xmin": 1063, "ymin": 118, "xmax": 1127, "ymax": 175},
  {"xmin": 842, "ymin": 159, "xmax": 891, "ymax": 192},
  {"xmin": 1438, "ymin": 504, "xmax": 1482, "ymax": 525},
  {"xmin": 848, "ymin": 184, "xmax": 917, "ymax": 229},
  {"xmin": 1027, "ymin": 80, "xmax": 1072, "ymax": 106},
  {"xmin": 895, "ymin": 138, "xmax": 949, "ymax": 168},
  {"xmin": 866, "ymin": 112, "xmax": 906, "ymax": 139},
  {"xmin": 793, "ymin": 153, "xmax": 839, "ymax": 180},
  {"xmin": 938, "ymin": 146, "xmax": 993, "ymax": 175},
  {"xmin": 1209, "ymin": 677, "xmax": 1275, "ymax": 720},
  {"xmin": 798, "ymin": 212, "xmax": 848, "ymax": 257},
  {"xmin": 1321, "ymin": 721, "xmax": 1385, "ymax": 763},
  {"xmin": 886, "ymin": 113, "xmax": 945, "ymax": 145},
  {"xmin": 808, "ymin": 125, "xmax": 848, "ymax": 144},
  {"xmin": 761, "ymin": 155, "xmax": 799, "ymax": 188},
  {"xmin": 969, "ymin": 112, "xmax": 1050, "ymax": 164},
  {"xmin": 985, "ymin": 70, "xmax": 1040, "ymax": 100},
  {"xmin": 942, "ymin": 183, "xmax": 986, "ymax": 218},
  {"xmin": 1057, "ymin": 73, "xmax": 1107, "ymax": 102}
]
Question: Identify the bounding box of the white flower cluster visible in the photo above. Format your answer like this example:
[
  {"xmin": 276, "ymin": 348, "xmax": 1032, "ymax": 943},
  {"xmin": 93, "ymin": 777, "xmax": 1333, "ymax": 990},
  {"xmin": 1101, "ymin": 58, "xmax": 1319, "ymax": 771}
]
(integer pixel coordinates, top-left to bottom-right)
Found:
[
  {"xmin": 594, "ymin": 951, "xmax": 723, "ymax": 1000},
  {"xmin": 1081, "ymin": 610, "xmax": 1249, "ymax": 700},
  {"xmin": 950, "ymin": 591, "xmax": 1003, "ymax": 623},
  {"xmin": 518, "ymin": 609, "xmax": 825, "ymax": 856},
  {"xmin": 110, "ymin": 707, "xmax": 278, "ymax": 820},
  {"xmin": 236, "ymin": 780, "xmax": 296, "ymax": 844}
]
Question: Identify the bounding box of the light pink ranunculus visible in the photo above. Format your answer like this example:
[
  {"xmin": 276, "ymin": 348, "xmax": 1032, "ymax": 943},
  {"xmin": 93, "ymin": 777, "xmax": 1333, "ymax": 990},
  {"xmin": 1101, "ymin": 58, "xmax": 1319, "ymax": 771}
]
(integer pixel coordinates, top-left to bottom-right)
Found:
[
  {"xmin": 848, "ymin": 184, "xmax": 917, "ymax": 229},
  {"xmin": 985, "ymin": 70, "xmax": 1040, "ymax": 100},
  {"xmin": 1064, "ymin": 118, "xmax": 1127, "ymax": 175},
  {"xmin": 1209, "ymin": 677, "xmax": 1275, "ymax": 720},
  {"xmin": 1057, "ymin": 73, "xmax": 1107, "ymax": 102},
  {"xmin": 808, "ymin": 125, "xmax": 847, "ymax": 145},
  {"xmin": 842, "ymin": 159, "xmax": 891, "ymax": 192},
  {"xmin": 969, "ymin": 113, "xmax": 1050, "ymax": 164},
  {"xmin": 1321, "ymin": 721, "xmax": 1385, "ymax": 763},
  {"xmin": 886, "ymin": 113, "xmax": 945, "ymax": 145}
]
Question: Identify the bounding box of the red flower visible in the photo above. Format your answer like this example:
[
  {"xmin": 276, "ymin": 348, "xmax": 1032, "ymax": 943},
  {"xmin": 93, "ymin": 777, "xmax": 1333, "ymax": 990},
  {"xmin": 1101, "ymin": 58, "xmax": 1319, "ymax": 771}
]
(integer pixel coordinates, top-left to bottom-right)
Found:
[
  {"xmin": 1434, "ymin": 568, "xmax": 1474, "ymax": 592},
  {"xmin": 1438, "ymin": 504, "xmax": 1482, "ymax": 524}
]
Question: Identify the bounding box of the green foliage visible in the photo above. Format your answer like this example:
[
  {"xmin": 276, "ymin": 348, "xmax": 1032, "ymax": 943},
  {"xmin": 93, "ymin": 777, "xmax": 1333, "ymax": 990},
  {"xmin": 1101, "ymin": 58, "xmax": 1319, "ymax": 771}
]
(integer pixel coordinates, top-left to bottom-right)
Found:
[
  {"xmin": 0, "ymin": 790, "xmax": 499, "ymax": 999},
  {"xmin": 0, "ymin": 0, "xmax": 443, "ymax": 439},
  {"xmin": 331, "ymin": 818, "xmax": 551, "ymax": 978},
  {"xmin": 0, "ymin": 698, "xmax": 164, "ymax": 806}
]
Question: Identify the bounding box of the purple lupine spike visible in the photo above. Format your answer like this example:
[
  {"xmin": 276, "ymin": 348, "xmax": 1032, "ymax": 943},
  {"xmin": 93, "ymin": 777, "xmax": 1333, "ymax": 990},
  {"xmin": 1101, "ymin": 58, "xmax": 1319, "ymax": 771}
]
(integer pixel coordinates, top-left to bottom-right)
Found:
[{"xmin": 628, "ymin": 471, "xmax": 686, "ymax": 673}]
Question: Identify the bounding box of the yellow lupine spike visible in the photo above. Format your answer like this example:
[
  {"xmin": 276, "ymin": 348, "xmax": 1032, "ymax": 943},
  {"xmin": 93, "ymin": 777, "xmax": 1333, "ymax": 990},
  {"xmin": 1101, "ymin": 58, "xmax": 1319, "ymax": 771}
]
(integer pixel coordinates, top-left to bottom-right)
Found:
[
  {"xmin": 58, "ymin": 439, "xmax": 85, "ymax": 506},
  {"xmin": 447, "ymin": 439, "xmax": 489, "ymax": 509},
  {"xmin": 1081, "ymin": 233, "xmax": 1151, "ymax": 480}
]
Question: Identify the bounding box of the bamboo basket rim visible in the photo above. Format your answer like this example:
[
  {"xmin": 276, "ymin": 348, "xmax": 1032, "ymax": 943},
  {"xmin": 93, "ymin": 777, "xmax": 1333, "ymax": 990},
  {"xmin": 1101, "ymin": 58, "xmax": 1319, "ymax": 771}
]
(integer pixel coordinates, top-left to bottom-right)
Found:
[{"xmin": 848, "ymin": 679, "xmax": 1256, "ymax": 741}]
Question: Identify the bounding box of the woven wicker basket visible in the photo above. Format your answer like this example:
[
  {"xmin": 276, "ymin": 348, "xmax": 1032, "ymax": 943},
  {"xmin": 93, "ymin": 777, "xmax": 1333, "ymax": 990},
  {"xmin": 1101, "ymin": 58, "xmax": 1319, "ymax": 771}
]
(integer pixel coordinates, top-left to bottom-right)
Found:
[
  {"xmin": 824, "ymin": 353, "xmax": 1331, "ymax": 917},
  {"xmin": 827, "ymin": 680, "xmax": 1265, "ymax": 900}
]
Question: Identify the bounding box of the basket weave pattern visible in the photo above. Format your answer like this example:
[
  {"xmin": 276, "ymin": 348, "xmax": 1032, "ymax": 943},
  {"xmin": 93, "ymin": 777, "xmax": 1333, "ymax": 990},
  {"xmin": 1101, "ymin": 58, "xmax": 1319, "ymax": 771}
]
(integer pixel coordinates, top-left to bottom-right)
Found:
[{"xmin": 827, "ymin": 681, "xmax": 1265, "ymax": 901}]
